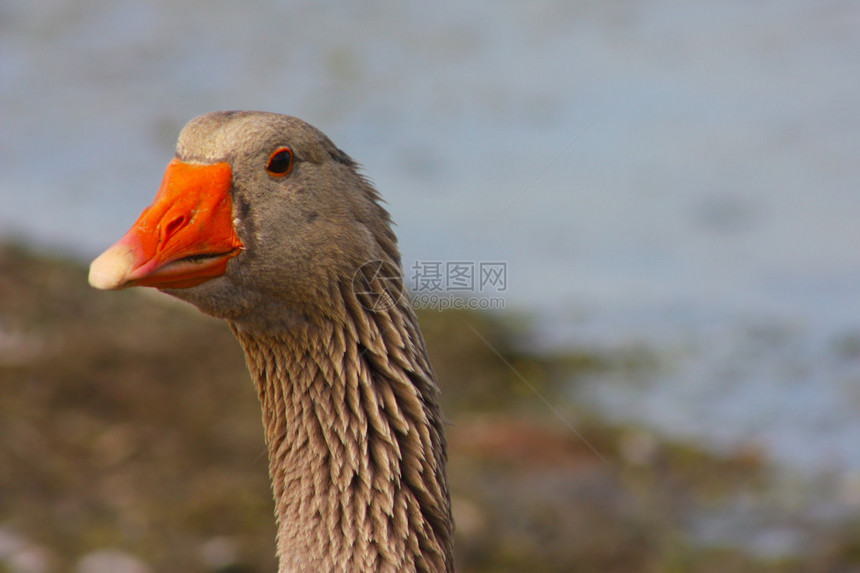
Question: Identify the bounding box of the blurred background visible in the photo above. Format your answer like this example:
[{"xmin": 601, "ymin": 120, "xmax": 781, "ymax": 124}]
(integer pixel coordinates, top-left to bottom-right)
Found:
[{"xmin": 2, "ymin": 1, "xmax": 860, "ymax": 571}]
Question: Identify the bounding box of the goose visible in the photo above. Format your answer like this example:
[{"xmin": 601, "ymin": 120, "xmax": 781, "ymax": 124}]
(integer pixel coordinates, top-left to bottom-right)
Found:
[{"xmin": 88, "ymin": 111, "xmax": 454, "ymax": 572}]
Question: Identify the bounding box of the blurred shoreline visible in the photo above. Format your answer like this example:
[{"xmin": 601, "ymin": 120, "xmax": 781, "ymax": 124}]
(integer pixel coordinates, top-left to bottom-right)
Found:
[{"xmin": 1, "ymin": 241, "xmax": 859, "ymax": 572}]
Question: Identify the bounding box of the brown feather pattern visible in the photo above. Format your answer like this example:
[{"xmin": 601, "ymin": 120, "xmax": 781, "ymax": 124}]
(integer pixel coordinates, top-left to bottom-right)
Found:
[{"xmin": 231, "ymin": 277, "xmax": 453, "ymax": 572}]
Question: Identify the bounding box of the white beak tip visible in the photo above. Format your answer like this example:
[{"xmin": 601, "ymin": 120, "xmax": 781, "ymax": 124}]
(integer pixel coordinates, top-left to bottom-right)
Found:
[{"xmin": 88, "ymin": 246, "xmax": 136, "ymax": 290}]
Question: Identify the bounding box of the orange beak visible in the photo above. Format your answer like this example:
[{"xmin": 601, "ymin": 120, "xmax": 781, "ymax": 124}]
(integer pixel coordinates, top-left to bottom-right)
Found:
[{"xmin": 89, "ymin": 158, "xmax": 243, "ymax": 290}]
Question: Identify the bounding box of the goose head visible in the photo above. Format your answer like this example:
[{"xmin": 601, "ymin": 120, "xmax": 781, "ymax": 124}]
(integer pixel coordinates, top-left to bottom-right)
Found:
[{"xmin": 89, "ymin": 111, "xmax": 399, "ymax": 330}]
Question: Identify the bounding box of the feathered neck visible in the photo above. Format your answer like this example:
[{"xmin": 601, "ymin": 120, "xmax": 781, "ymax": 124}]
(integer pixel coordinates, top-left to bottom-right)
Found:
[{"xmin": 230, "ymin": 279, "xmax": 454, "ymax": 572}]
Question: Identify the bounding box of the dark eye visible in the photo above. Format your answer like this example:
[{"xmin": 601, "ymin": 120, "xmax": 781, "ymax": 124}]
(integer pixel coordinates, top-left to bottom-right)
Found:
[{"xmin": 266, "ymin": 147, "xmax": 293, "ymax": 176}]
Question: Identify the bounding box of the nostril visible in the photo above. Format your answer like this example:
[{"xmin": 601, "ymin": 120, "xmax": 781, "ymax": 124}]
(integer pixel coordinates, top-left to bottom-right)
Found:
[{"xmin": 163, "ymin": 215, "xmax": 186, "ymax": 241}]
